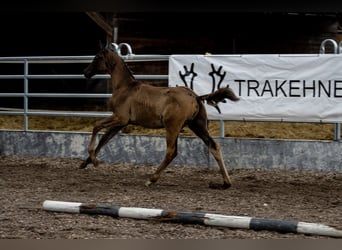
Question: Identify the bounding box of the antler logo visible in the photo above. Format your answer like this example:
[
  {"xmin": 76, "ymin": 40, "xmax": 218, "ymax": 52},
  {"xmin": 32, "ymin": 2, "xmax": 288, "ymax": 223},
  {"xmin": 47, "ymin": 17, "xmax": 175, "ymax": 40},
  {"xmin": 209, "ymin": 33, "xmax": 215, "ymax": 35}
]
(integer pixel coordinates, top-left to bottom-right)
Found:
[
  {"xmin": 179, "ymin": 63, "xmax": 198, "ymax": 89},
  {"xmin": 208, "ymin": 63, "xmax": 227, "ymax": 92},
  {"xmin": 179, "ymin": 62, "xmax": 228, "ymax": 93}
]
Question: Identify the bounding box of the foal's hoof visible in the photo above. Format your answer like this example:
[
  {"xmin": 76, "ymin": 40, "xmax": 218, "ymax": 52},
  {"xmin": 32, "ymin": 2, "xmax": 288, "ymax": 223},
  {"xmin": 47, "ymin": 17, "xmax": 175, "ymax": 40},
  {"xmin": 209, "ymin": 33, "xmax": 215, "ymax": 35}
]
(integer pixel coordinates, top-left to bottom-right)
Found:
[
  {"xmin": 145, "ymin": 180, "xmax": 152, "ymax": 187},
  {"xmin": 79, "ymin": 162, "xmax": 88, "ymax": 169},
  {"xmin": 209, "ymin": 182, "xmax": 231, "ymax": 190},
  {"xmin": 145, "ymin": 179, "xmax": 157, "ymax": 187}
]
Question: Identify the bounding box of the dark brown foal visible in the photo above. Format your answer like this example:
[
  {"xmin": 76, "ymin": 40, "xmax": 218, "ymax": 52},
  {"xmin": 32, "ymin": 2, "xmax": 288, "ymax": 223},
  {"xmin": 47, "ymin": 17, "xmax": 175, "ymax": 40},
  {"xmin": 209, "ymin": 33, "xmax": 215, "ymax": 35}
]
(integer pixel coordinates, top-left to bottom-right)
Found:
[{"xmin": 80, "ymin": 43, "xmax": 239, "ymax": 189}]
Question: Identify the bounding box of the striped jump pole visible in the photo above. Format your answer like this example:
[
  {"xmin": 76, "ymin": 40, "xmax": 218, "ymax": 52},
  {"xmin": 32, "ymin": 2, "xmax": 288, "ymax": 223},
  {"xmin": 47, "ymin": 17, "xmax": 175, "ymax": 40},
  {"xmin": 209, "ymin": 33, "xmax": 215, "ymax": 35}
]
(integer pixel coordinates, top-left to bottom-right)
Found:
[{"xmin": 42, "ymin": 200, "xmax": 342, "ymax": 238}]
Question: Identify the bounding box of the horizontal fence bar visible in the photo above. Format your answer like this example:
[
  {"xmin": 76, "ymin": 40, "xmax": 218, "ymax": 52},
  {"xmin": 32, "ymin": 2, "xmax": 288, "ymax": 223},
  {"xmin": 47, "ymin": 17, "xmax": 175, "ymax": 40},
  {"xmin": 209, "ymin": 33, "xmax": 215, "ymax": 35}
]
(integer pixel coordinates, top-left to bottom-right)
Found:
[
  {"xmin": 3, "ymin": 108, "xmax": 334, "ymax": 123},
  {"xmin": 0, "ymin": 93, "xmax": 24, "ymax": 97},
  {"xmin": 0, "ymin": 75, "xmax": 91, "ymax": 79},
  {"xmin": 27, "ymin": 111, "xmax": 112, "ymax": 118},
  {"xmin": 0, "ymin": 74, "xmax": 168, "ymax": 80},
  {"xmin": 0, "ymin": 110, "xmax": 112, "ymax": 118},
  {"xmin": 0, "ymin": 111, "xmax": 24, "ymax": 115},
  {"xmin": 0, "ymin": 93, "xmax": 112, "ymax": 98},
  {"xmin": 27, "ymin": 93, "xmax": 112, "ymax": 98},
  {"xmin": 0, "ymin": 55, "xmax": 169, "ymax": 63}
]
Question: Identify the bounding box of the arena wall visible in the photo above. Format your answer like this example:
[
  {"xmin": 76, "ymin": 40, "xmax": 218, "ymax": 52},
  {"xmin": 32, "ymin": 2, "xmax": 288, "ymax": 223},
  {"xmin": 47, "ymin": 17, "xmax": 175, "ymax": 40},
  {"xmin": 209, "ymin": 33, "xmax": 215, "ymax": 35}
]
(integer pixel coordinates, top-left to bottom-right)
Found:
[{"xmin": 0, "ymin": 130, "xmax": 341, "ymax": 172}]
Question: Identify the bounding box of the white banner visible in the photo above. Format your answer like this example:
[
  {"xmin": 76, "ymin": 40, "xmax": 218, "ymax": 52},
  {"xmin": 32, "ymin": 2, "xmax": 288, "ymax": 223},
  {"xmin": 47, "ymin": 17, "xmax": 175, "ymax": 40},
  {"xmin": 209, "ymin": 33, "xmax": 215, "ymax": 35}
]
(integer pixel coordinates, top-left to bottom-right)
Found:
[{"xmin": 169, "ymin": 54, "xmax": 342, "ymax": 122}]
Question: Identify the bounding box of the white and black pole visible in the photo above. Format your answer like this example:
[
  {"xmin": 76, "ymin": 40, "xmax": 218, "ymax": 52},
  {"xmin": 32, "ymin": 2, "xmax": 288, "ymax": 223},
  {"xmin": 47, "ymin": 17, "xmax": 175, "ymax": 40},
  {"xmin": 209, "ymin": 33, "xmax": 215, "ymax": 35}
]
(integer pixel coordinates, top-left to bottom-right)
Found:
[{"xmin": 42, "ymin": 200, "xmax": 342, "ymax": 238}]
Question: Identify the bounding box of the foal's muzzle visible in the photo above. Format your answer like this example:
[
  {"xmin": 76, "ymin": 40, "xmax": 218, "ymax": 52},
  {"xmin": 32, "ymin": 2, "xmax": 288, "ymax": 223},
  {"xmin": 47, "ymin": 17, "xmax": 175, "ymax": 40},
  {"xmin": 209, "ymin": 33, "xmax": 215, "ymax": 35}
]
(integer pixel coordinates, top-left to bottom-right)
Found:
[{"xmin": 83, "ymin": 67, "xmax": 95, "ymax": 79}]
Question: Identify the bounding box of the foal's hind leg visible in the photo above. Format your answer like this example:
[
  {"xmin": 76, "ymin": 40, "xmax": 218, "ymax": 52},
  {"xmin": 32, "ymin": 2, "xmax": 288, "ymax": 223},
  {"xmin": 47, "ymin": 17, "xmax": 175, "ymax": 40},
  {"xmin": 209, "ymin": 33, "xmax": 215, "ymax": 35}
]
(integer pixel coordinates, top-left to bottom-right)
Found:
[
  {"xmin": 188, "ymin": 121, "xmax": 232, "ymax": 189},
  {"xmin": 145, "ymin": 128, "xmax": 180, "ymax": 187}
]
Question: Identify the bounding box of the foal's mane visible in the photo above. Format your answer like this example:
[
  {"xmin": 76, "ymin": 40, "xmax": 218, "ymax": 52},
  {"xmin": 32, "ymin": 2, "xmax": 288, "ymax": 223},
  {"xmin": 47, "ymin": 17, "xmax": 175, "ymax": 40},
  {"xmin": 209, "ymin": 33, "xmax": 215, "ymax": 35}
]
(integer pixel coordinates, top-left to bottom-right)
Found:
[
  {"xmin": 122, "ymin": 61, "xmax": 135, "ymax": 79},
  {"xmin": 105, "ymin": 47, "xmax": 135, "ymax": 79}
]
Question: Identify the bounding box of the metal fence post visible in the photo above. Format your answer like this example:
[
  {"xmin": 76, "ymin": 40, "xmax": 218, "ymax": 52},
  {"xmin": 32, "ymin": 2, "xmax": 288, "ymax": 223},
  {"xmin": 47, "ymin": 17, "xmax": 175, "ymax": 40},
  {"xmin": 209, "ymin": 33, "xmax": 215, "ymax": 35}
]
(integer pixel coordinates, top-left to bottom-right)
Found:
[
  {"xmin": 220, "ymin": 119, "xmax": 225, "ymax": 138},
  {"xmin": 23, "ymin": 59, "xmax": 29, "ymax": 132},
  {"xmin": 319, "ymin": 39, "xmax": 340, "ymax": 141}
]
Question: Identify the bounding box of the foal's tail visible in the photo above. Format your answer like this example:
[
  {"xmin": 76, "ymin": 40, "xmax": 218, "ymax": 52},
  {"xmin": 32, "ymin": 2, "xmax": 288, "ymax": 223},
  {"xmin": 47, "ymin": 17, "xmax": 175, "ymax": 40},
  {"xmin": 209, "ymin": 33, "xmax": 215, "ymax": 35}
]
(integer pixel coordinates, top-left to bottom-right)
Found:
[{"xmin": 198, "ymin": 86, "xmax": 240, "ymax": 114}]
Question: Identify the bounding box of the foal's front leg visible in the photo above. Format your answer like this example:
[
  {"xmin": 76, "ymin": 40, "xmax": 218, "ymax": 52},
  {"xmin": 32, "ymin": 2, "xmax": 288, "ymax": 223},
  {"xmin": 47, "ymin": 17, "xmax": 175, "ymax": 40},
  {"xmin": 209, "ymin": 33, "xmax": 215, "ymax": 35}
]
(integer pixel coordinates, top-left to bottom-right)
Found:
[
  {"xmin": 79, "ymin": 125, "xmax": 123, "ymax": 169},
  {"xmin": 80, "ymin": 115, "xmax": 124, "ymax": 169}
]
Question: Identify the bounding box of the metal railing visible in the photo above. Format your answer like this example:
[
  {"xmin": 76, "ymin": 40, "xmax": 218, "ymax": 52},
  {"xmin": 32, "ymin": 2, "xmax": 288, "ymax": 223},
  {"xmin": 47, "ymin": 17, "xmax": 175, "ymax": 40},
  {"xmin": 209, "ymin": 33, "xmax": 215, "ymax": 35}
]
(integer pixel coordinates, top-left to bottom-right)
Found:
[
  {"xmin": 0, "ymin": 43, "xmax": 169, "ymax": 131},
  {"xmin": 0, "ymin": 41, "xmax": 341, "ymax": 140},
  {"xmin": 319, "ymin": 38, "xmax": 342, "ymax": 140}
]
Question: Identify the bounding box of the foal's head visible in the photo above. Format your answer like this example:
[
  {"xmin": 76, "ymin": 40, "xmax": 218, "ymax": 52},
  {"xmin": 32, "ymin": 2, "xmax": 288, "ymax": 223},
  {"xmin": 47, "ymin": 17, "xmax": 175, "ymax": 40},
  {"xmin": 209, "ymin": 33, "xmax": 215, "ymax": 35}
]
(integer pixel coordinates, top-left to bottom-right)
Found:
[{"xmin": 84, "ymin": 44, "xmax": 118, "ymax": 79}]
